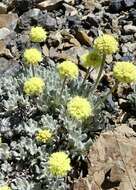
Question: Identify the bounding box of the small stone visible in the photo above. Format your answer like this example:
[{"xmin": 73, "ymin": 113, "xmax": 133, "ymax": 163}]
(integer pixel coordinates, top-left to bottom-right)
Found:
[
  {"xmin": 42, "ymin": 44, "xmax": 49, "ymax": 57},
  {"xmin": 82, "ymin": 14, "xmax": 100, "ymax": 29},
  {"xmin": 0, "ymin": 57, "xmax": 19, "ymax": 76},
  {"xmin": 38, "ymin": 0, "xmax": 63, "ymax": 11},
  {"xmin": 67, "ymin": 15, "xmax": 81, "ymax": 28},
  {"xmin": 84, "ymin": 0, "xmax": 95, "ymax": 11},
  {"xmin": 124, "ymin": 24, "xmax": 136, "ymax": 34},
  {"xmin": 123, "ymin": 0, "xmax": 135, "ymax": 7},
  {"xmin": 0, "ymin": 27, "xmax": 11, "ymax": 40},
  {"xmin": 0, "ymin": 40, "xmax": 13, "ymax": 59},
  {"xmin": 38, "ymin": 13, "xmax": 57, "ymax": 30},
  {"xmin": 63, "ymin": 3, "xmax": 78, "ymax": 16},
  {"xmin": 75, "ymin": 30, "xmax": 93, "ymax": 46},
  {"xmin": 0, "ymin": 2, "xmax": 7, "ymax": 13},
  {"xmin": 15, "ymin": 0, "xmax": 33, "ymax": 15},
  {"xmin": 0, "ymin": 14, "xmax": 18, "ymax": 30},
  {"xmin": 109, "ymin": 0, "xmax": 123, "ymax": 13},
  {"xmin": 47, "ymin": 31, "xmax": 62, "ymax": 47}
]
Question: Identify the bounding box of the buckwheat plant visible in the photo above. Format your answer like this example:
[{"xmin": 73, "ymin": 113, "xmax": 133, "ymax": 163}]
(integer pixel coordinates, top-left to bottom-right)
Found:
[{"xmin": 0, "ymin": 29, "xmax": 136, "ymax": 190}]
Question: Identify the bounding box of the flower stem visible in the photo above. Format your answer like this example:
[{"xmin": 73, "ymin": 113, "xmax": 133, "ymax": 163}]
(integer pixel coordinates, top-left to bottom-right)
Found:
[
  {"xmin": 91, "ymin": 54, "xmax": 106, "ymax": 93},
  {"xmin": 32, "ymin": 64, "xmax": 35, "ymax": 77},
  {"xmin": 60, "ymin": 77, "xmax": 67, "ymax": 97},
  {"xmin": 94, "ymin": 81, "xmax": 118, "ymax": 110},
  {"xmin": 81, "ymin": 68, "xmax": 90, "ymax": 86}
]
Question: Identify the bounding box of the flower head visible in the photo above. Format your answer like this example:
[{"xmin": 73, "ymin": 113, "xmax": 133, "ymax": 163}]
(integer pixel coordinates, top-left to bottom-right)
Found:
[
  {"xmin": 24, "ymin": 48, "xmax": 42, "ymax": 65},
  {"xmin": 30, "ymin": 26, "xmax": 47, "ymax": 43},
  {"xmin": 24, "ymin": 77, "xmax": 45, "ymax": 96},
  {"xmin": 57, "ymin": 60, "xmax": 79, "ymax": 80},
  {"xmin": 113, "ymin": 61, "xmax": 136, "ymax": 83},
  {"xmin": 48, "ymin": 152, "xmax": 71, "ymax": 176},
  {"xmin": 36, "ymin": 129, "xmax": 52, "ymax": 143},
  {"xmin": 67, "ymin": 96, "xmax": 93, "ymax": 121},
  {"xmin": 94, "ymin": 34, "xmax": 118, "ymax": 55},
  {"xmin": 0, "ymin": 185, "xmax": 11, "ymax": 190},
  {"xmin": 81, "ymin": 50, "xmax": 102, "ymax": 68}
]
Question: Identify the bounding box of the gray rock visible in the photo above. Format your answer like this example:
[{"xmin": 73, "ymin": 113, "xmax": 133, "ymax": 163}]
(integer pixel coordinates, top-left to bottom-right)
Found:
[
  {"xmin": 0, "ymin": 14, "xmax": 18, "ymax": 30},
  {"xmin": 39, "ymin": 13, "xmax": 57, "ymax": 30},
  {"xmin": 0, "ymin": 54, "xmax": 19, "ymax": 76},
  {"xmin": 123, "ymin": 0, "xmax": 135, "ymax": 7},
  {"xmin": 0, "ymin": 27, "xmax": 11, "ymax": 40},
  {"xmin": 109, "ymin": 0, "xmax": 123, "ymax": 13},
  {"xmin": 124, "ymin": 24, "xmax": 136, "ymax": 34}
]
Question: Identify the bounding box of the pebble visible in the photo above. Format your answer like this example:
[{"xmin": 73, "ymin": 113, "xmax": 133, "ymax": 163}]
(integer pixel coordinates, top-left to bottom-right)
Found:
[
  {"xmin": 37, "ymin": 0, "xmax": 63, "ymax": 11},
  {"xmin": 0, "ymin": 14, "xmax": 18, "ymax": 30},
  {"xmin": 123, "ymin": 0, "xmax": 135, "ymax": 7},
  {"xmin": 0, "ymin": 40, "xmax": 13, "ymax": 58},
  {"xmin": 0, "ymin": 2, "xmax": 7, "ymax": 13},
  {"xmin": 124, "ymin": 24, "xmax": 136, "ymax": 34},
  {"xmin": 0, "ymin": 27, "xmax": 11, "ymax": 40},
  {"xmin": 82, "ymin": 14, "xmax": 100, "ymax": 29},
  {"xmin": 109, "ymin": 0, "xmax": 123, "ymax": 13}
]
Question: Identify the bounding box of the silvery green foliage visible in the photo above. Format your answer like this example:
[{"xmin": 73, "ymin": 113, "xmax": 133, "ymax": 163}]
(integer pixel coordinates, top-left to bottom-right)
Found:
[{"xmin": 0, "ymin": 65, "xmax": 107, "ymax": 189}]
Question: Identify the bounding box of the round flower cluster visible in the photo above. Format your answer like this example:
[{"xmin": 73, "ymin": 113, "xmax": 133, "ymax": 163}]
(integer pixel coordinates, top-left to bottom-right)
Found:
[
  {"xmin": 24, "ymin": 77, "xmax": 45, "ymax": 96},
  {"xmin": 113, "ymin": 61, "xmax": 136, "ymax": 83},
  {"xmin": 94, "ymin": 34, "xmax": 118, "ymax": 55},
  {"xmin": 24, "ymin": 48, "xmax": 42, "ymax": 65},
  {"xmin": 57, "ymin": 60, "xmax": 79, "ymax": 80},
  {"xmin": 30, "ymin": 26, "xmax": 47, "ymax": 43},
  {"xmin": 36, "ymin": 129, "xmax": 52, "ymax": 143},
  {"xmin": 81, "ymin": 50, "xmax": 102, "ymax": 68},
  {"xmin": 48, "ymin": 152, "xmax": 71, "ymax": 176},
  {"xmin": 67, "ymin": 96, "xmax": 93, "ymax": 121},
  {"xmin": 0, "ymin": 185, "xmax": 11, "ymax": 190}
]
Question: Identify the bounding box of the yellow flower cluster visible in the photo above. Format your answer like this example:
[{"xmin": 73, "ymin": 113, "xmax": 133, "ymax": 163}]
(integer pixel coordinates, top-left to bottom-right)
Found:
[
  {"xmin": 36, "ymin": 129, "xmax": 52, "ymax": 143},
  {"xmin": 24, "ymin": 77, "xmax": 45, "ymax": 96},
  {"xmin": 81, "ymin": 50, "xmax": 102, "ymax": 68},
  {"xmin": 113, "ymin": 61, "xmax": 136, "ymax": 83},
  {"xmin": 67, "ymin": 96, "xmax": 92, "ymax": 121},
  {"xmin": 48, "ymin": 152, "xmax": 71, "ymax": 176},
  {"xmin": 30, "ymin": 26, "xmax": 47, "ymax": 43},
  {"xmin": 57, "ymin": 60, "xmax": 79, "ymax": 80},
  {"xmin": 0, "ymin": 185, "xmax": 11, "ymax": 190},
  {"xmin": 24, "ymin": 48, "xmax": 43, "ymax": 65},
  {"xmin": 94, "ymin": 34, "xmax": 118, "ymax": 55}
]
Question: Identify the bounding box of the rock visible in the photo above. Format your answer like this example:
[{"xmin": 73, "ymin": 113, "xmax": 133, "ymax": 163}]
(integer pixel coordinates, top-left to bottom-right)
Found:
[
  {"xmin": 63, "ymin": 3, "xmax": 78, "ymax": 16},
  {"xmin": 109, "ymin": 0, "xmax": 123, "ymax": 13},
  {"xmin": 0, "ymin": 14, "xmax": 18, "ymax": 30},
  {"xmin": 123, "ymin": 0, "xmax": 135, "ymax": 7},
  {"xmin": 129, "ymin": 9, "xmax": 136, "ymax": 25},
  {"xmin": 42, "ymin": 44, "xmax": 49, "ymax": 57},
  {"xmin": 82, "ymin": 14, "xmax": 100, "ymax": 29},
  {"xmin": 67, "ymin": 15, "xmax": 81, "ymax": 28},
  {"xmin": 47, "ymin": 31, "xmax": 62, "ymax": 47},
  {"xmin": 44, "ymin": 14, "xmax": 57, "ymax": 30},
  {"xmin": 84, "ymin": 0, "xmax": 96, "ymax": 11},
  {"xmin": 15, "ymin": 0, "xmax": 33, "ymax": 15},
  {"xmin": 37, "ymin": 0, "xmax": 63, "ymax": 11},
  {"xmin": 38, "ymin": 12, "xmax": 57, "ymax": 30},
  {"xmin": 0, "ymin": 57, "xmax": 20, "ymax": 76},
  {"xmin": 74, "ymin": 125, "xmax": 136, "ymax": 190},
  {"xmin": 0, "ymin": 2, "xmax": 7, "ymax": 13},
  {"xmin": 0, "ymin": 40, "xmax": 13, "ymax": 58},
  {"xmin": 124, "ymin": 24, "xmax": 136, "ymax": 34},
  {"xmin": 64, "ymin": 0, "xmax": 74, "ymax": 4},
  {"xmin": 0, "ymin": 27, "xmax": 10, "ymax": 40},
  {"xmin": 74, "ymin": 30, "xmax": 93, "ymax": 46}
]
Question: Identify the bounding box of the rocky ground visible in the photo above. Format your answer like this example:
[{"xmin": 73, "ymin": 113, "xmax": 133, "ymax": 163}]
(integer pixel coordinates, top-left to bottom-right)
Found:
[{"xmin": 0, "ymin": 0, "xmax": 136, "ymax": 189}]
